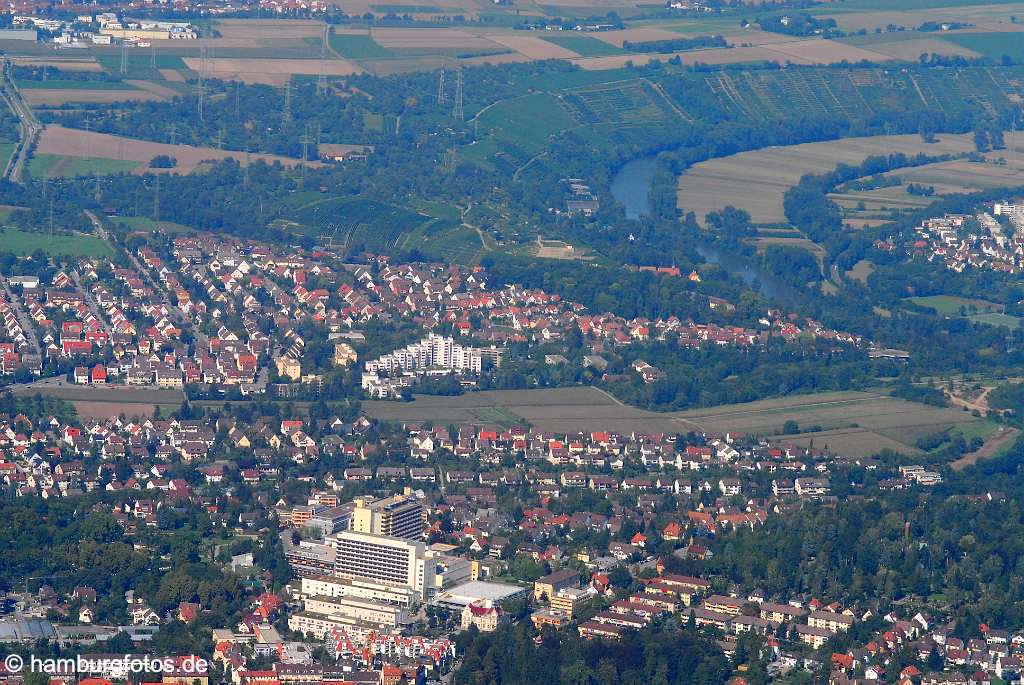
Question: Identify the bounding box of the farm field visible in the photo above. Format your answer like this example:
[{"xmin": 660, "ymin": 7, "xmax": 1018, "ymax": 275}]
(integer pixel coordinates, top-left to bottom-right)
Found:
[
  {"xmin": 363, "ymin": 386, "xmax": 693, "ymax": 433},
  {"xmin": 11, "ymin": 383, "xmax": 184, "ymax": 419},
  {"xmin": 677, "ymin": 133, "xmax": 977, "ymax": 226},
  {"xmin": 0, "ymin": 228, "xmax": 113, "ymax": 258},
  {"xmin": 677, "ymin": 390, "xmax": 983, "ymax": 457},
  {"xmin": 363, "ymin": 386, "xmax": 981, "ymax": 453},
  {"xmin": 35, "ymin": 125, "xmax": 316, "ymax": 174},
  {"xmin": 945, "ymin": 32, "xmax": 1024, "ymax": 61},
  {"xmin": 15, "ymin": 79, "xmax": 137, "ymax": 90},
  {"xmin": 21, "ymin": 88, "xmax": 166, "ymax": 106},
  {"xmin": 29, "ymin": 154, "xmax": 140, "ymax": 179},
  {"xmin": 330, "ymin": 32, "xmax": 396, "ymax": 59},
  {"xmin": 539, "ymin": 33, "xmax": 624, "ymax": 56},
  {"xmin": 180, "ymin": 57, "xmax": 363, "ymax": 85},
  {"xmin": 906, "ymin": 296, "xmax": 1024, "ymax": 328}
]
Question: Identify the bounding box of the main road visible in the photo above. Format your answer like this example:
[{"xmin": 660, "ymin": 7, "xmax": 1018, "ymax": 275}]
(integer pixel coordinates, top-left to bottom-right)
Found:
[{"xmin": 1, "ymin": 59, "xmax": 42, "ymax": 184}]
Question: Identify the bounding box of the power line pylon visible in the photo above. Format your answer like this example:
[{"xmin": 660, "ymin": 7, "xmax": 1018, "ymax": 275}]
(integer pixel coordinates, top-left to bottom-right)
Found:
[
  {"xmin": 437, "ymin": 67, "xmax": 445, "ymax": 105},
  {"xmin": 452, "ymin": 67, "xmax": 463, "ymax": 120},
  {"xmin": 153, "ymin": 173, "xmax": 161, "ymax": 222},
  {"xmin": 197, "ymin": 46, "xmax": 207, "ymax": 122},
  {"xmin": 317, "ymin": 27, "xmax": 328, "ymax": 96},
  {"xmin": 120, "ymin": 39, "xmax": 128, "ymax": 75},
  {"xmin": 283, "ymin": 80, "xmax": 292, "ymax": 124}
]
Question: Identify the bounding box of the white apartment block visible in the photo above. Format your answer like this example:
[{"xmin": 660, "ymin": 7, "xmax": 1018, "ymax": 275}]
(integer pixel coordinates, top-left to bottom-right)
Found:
[
  {"xmin": 364, "ymin": 334, "xmax": 484, "ymax": 376},
  {"xmin": 329, "ymin": 530, "xmax": 436, "ymax": 601}
]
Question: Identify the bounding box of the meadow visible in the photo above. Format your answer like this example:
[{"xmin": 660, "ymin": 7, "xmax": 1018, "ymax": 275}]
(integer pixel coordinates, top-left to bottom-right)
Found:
[
  {"xmin": 29, "ymin": 154, "xmax": 140, "ymax": 179},
  {"xmin": 0, "ymin": 228, "xmax": 113, "ymax": 258}
]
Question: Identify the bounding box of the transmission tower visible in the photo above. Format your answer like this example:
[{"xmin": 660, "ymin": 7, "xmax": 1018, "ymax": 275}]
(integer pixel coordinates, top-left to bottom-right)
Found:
[
  {"xmin": 153, "ymin": 173, "xmax": 161, "ymax": 222},
  {"xmin": 120, "ymin": 40, "xmax": 128, "ymax": 75},
  {"xmin": 197, "ymin": 47, "xmax": 207, "ymax": 122},
  {"xmin": 437, "ymin": 67, "xmax": 445, "ymax": 105},
  {"xmin": 243, "ymin": 149, "xmax": 251, "ymax": 188},
  {"xmin": 283, "ymin": 80, "xmax": 292, "ymax": 124},
  {"xmin": 299, "ymin": 125, "xmax": 314, "ymax": 181},
  {"xmin": 167, "ymin": 123, "xmax": 177, "ymax": 145},
  {"xmin": 452, "ymin": 67, "xmax": 463, "ymax": 120},
  {"xmin": 150, "ymin": 42, "xmax": 156, "ymax": 69},
  {"xmin": 317, "ymin": 27, "xmax": 328, "ymax": 96}
]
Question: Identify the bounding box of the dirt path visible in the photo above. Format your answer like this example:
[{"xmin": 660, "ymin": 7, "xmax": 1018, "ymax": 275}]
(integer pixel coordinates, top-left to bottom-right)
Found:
[
  {"xmin": 946, "ymin": 386, "xmax": 993, "ymax": 415},
  {"xmin": 951, "ymin": 426, "xmax": 1020, "ymax": 470}
]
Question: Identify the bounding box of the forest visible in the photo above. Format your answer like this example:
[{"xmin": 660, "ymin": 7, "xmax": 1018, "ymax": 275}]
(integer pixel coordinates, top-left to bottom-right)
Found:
[{"xmin": 453, "ymin": 621, "xmax": 732, "ymax": 685}]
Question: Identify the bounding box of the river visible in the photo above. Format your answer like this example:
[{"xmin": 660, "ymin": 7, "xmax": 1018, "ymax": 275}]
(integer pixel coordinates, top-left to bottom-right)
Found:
[{"xmin": 609, "ymin": 155, "xmax": 803, "ymax": 304}]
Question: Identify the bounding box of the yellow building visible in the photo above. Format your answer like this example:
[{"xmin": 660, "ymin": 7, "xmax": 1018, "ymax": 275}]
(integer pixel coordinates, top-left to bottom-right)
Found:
[
  {"xmin": 333, "ymin": 342, "xmax": 358, "ymax": 367},
  {"xmin": 275, "ymin": 356, "xmax": 302, "ymax": 381},
  {"xmin": 550, "ymin": 587, "xmax": 589, "ymax": 619}
]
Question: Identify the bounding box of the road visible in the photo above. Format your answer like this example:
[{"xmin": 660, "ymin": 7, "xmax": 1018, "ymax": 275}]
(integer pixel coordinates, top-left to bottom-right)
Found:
[
  {"xmin": 85, "ymin": 209, "xmax": 205, "ymax": 344},
  {"xmin": 1, "ymin": 59, "xmax": 43, "ymax": 184},
  {"xmin": 71, "ymin": 270, "xmax": 113, "ymax": 340},
  {"xmin": 2, "ymin": 283, "xmax": 41, "ymax": 358}
]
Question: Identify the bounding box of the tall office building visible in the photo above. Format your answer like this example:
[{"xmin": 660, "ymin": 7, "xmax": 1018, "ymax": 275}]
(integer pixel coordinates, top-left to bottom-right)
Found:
[
  {"xmin": 331, "ymin": 530, "xmax": 435, "ymax": 600},
  {"xmin": 349, "ymin": 492, "xmax": 424, "ymax": 540}
]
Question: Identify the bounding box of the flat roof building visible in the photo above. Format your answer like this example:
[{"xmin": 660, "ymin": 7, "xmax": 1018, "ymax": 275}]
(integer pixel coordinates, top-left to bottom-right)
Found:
[
  {"xmin": 331, "ymin": 530, "xmax": 434, "ymax": 600},
  {"xmin": 349, "ymin": 491, "xmax": 424, "ymax": 541}
]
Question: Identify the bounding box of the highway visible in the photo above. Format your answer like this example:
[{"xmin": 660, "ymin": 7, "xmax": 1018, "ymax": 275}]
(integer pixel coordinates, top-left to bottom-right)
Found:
[{"xmin": 1, "ymin": 59, "xmax": 42, "ymax": 184}]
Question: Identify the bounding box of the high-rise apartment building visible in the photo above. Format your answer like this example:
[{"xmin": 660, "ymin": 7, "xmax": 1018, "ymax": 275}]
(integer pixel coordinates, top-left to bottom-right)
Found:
[
  {"xmin": 349, "ymin": 492, "xmax": 424, "ymax": 540},
  {"xmin": 331, "ymin": 530, "xmax": 435, "ymax": 600}
]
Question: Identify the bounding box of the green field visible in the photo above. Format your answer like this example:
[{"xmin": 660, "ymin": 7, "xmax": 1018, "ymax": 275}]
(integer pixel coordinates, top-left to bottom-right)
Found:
[
  {"xmin": 370, "ymin": 4, "xmax": 453, "ymax": 11},
  {"xmin": 29, "ymin": 154, "xmax": 139, "ymax": 179},
  {"xmin": 329, "ymin": 33, "xmax": 395, "ymax": 60},
  {"xmin": 398, "ymin": 220, "xmax": 481, "ymax": 263},
  {"xmin": 0, "ymin": 143, "xmax": 15, "ymax": 173},
  {"xmin": 967, "ymin": 312, "xmax": 1024, "ymax": 329},
  {"xmin": 906, "ymin": 295, "xmax": 1005, "ymax": 316},
  {"xmin": 0, "ymin": 228, "xmax": 113, "ymax": 258},
  {"xmin": 464, "ymin": 92, "xmax": 578, "ymax": 169},
  {"xmin": 95, "ymin": 53, "xmax": 188, "ymax": 70},
  {"xmin": 810, "ymin": 0, "xmax": 1024, "ymax": 10},
  {"xmin": 111, "ymin": 216, "xmax": 195, "ymax": 234},
  {"xmin": 945, "ymin": 32, "xmax": 1024, "ymax": 62},
  {"xmin": 15, "ymin": 79, "xmax": 138, "ymax": 90},
  {"xmin": 539, "ymin": 33, "xmax": 625, "ymax": 56}
]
